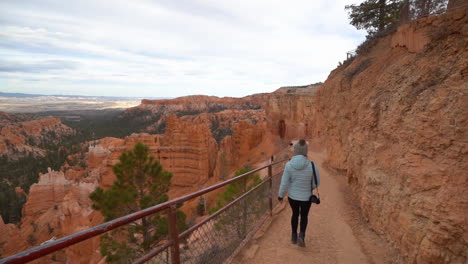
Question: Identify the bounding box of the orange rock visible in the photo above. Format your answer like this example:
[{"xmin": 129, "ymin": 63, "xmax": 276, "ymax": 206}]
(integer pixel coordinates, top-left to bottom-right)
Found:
[
  {"xmin": 0, "ymin": 114, "xmax": 74, "ymax": 159},
  {"xmin": 391, "ymin": 24, "xmax": 430, "ymax": 53},
  {"xmin": 127, "ymin": 94, "xmax": 267, "ymax": 125},
  {"xmin": 0, "ymin": 216, "xmax": 28, "ymax": 258},
  {"xmin": 311, "ymin": 9, "xmax": 468, "ymax": 263},
  {"xmin": 265, "ymin": 94, "xmax": 316, "ymax": 140},
  {"xmin": 0, "ymin": 167, "xmax": 103, "ymax": 263}
]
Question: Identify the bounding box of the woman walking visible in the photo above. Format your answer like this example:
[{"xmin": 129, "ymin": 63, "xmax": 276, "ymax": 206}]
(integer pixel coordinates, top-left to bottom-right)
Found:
[{"xmin": 278, "ymin": 139, "xmax": 320, "ymax": 247}]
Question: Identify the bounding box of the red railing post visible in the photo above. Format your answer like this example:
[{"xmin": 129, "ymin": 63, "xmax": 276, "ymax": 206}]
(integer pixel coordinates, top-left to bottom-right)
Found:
[
  {"xmin": 268, "ymin": 164, "xmax": 273, "ymax": 216},
  {"xmin": 168, "ymin": 204, "xmax": 180, "ymax": 264}
]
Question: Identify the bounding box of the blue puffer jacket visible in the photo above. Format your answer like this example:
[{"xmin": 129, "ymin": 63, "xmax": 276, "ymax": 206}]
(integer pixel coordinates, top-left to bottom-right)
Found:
[{"xmin": 278, "ymin": 155, "xmax": 320, "ymax": 201}]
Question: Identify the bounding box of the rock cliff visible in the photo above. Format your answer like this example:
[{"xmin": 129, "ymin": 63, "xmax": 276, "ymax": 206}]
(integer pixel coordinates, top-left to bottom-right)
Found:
[
  {"xmin": 256, "ymin": 8, "xmax": 468, "ymax": 264},
  {"xmin": 265, "ymin": 94, "xmax": 317, "ymax": 140},
  {"xmin": 139, "ymin": 94, "xmax": 266, "ymax": 113},
  {"xmin": 311, "ymin": 8, "xmax": 467, "ymax": 263}
]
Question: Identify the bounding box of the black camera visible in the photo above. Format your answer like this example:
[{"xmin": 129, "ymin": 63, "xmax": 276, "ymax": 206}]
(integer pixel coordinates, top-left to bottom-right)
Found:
[{"xmin": 309, "ymin": 194, "xmax": 320, "ymax": 204}]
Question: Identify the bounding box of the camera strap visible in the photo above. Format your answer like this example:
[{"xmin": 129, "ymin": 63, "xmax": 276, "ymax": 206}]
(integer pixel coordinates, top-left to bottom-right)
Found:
[{"xmin": 311, "ymin": 161, "xmax": 320, "ymax": 198}]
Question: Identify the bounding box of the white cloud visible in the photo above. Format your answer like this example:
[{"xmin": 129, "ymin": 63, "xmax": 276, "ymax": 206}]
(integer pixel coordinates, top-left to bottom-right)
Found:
[{"xmin": 0, "ymin": 0, "xmax": 366, "ymax": 98}]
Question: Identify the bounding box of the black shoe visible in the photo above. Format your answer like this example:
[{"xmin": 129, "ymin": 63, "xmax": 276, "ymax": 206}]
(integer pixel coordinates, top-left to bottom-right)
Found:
[
  {"xmin": 291, "ymin": 232, "xmax": 297, "ymax": 244},
  {"xmin": 298, "ymin": 232, "xmax": 305, "ymax": 247}
]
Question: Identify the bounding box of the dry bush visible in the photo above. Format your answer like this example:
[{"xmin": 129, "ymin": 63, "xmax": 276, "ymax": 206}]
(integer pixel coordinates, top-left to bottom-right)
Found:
[{"xmin": 345, "ymin": 58, "xmax": 373, "ymax": 79}]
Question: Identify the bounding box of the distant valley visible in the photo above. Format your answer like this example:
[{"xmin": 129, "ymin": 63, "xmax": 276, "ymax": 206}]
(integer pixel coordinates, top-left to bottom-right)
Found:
[{"xmin": 0, "ymin": 92, "xmax": 167, "ymax": 113}]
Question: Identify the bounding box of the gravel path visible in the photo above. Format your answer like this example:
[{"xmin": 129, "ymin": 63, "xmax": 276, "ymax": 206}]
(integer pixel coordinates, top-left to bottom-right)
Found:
[{"xmin": 232, "ymin": 146, "xmax": 402, "ymax": 264}]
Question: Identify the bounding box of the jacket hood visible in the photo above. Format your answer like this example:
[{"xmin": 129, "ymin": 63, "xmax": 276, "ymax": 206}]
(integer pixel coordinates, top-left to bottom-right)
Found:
[{"xmin": 289, "ymin": 155, "xmax": 309, "ymax": 170}]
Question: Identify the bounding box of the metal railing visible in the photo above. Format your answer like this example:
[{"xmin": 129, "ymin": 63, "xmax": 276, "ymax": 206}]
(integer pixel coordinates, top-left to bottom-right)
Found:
[
  {"xmin": 346, "ymin": 49, "xmax": 356, "ymax": 60},
  {"xmin": 0, "ymin": 159, "xmax": 287, "ymax": 264}
]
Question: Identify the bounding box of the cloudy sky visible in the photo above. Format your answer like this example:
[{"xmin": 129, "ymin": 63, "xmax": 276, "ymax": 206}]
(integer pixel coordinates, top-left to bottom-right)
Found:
[{"xmin": 0, "ymin": 0, "xmax": 366, "ymax": 98}]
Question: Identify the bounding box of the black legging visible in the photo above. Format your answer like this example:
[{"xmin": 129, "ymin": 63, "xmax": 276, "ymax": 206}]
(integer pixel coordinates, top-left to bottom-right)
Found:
[{"xmin": 288, "ymin": 197, "xmax": 312, "ymax": 233}]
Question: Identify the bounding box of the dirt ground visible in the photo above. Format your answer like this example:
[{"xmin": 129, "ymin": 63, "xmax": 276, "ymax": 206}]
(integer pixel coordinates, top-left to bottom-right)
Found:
[{"xmin": 232, "ymin": 141, "xmax": 403, "ymax": 264}]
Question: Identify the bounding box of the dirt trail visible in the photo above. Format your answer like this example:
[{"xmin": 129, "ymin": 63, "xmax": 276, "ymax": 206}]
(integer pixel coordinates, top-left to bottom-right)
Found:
[{"xmin": 232, "ymin": 144, "xmax": 402, "ymax": 264}]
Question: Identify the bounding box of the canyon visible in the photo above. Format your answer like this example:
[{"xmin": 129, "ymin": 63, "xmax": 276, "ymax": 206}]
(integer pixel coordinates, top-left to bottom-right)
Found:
[
  {"xmin": 0, "ymin": 98, "xmax": 278, "ymax": 263},
  {"xmin": 1, "ymin": 7, "xmax": 467, "ymax": 264}
]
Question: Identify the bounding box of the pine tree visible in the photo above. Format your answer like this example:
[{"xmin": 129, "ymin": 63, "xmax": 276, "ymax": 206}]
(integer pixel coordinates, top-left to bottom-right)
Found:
[
  {"xmin": 90, "ymin": 142, "xmax": 186, "ymax": 263},
  {"xmin": 345, "ymin": 0, "xmax": 403, "ymax": 35},
  {"xmin": 345, "ymin": 0, "xmax": 448, "ymax": 36}
]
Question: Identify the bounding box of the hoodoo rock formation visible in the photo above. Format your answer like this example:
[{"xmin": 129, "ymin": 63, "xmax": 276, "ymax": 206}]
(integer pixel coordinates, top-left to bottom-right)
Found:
[
  {"xmin": 151, "ymin": 114, "xmax": 218, "ymax": 186},
  {"xmin": 0, "ymin": 167, "xmax": 103, "ymax": 263}
]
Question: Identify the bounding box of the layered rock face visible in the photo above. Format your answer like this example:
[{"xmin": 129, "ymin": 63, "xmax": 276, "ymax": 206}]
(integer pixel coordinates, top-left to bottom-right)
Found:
[
  {"xmin": 312, "ymin": 9, "xmax": 467, "ymax": 263},
  {"xmin": 179, "ymin": 109, "xmax": 266, "ymax": 143},
  {"xmin": 122, "ymin": 94, "xmax": 267, "ymax": 133},
  {"xmin": 149, "ymin": 115, "xmax": 218, "ymax": 187},
  {"xmin": 0, "ymin": 112, "xmax": 75, "ymax": 159},
  {"xmin": 78, "ymin": 124, "xmax": 219, "ymax": 192},
  {"xmin": 139, "ymin": 94, "xmax": 266, "ymax": 113},
  {"xmin": 115, "ymin": 95, "xmax": 270, "ymax": 142},
  {"xmin": 265, "ymin": 93, "xmax": 317, "ymax": 140},
  {"xmin": 215, "ymin": 117, "xmax": 271, "ymax": 179}
]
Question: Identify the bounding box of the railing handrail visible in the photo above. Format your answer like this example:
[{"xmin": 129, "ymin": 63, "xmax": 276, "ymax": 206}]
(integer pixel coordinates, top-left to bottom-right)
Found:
[
  {"xmin": 0, "ymin": 159, "xmax": 287, "ymax": 264},
  {"xmin": 134, "ymin": 176, "xmax": 274, "ymax": 264}
]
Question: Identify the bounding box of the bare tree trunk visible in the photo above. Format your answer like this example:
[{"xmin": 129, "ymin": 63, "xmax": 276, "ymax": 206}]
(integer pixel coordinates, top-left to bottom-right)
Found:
[
  {"xmin": 400, "ymin": 0, "xmax": 411, "ymax": 24},
  {"xmin": 378, "ymin": 0, "xmax": 387, "ymax": 31},
  {"xmin": 418, "ymin": 0, "xmax": 431, "ymax": 17},
  {"xmin": 142, "ymin": 216, "xmax": 151, "ymax": 250}
]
